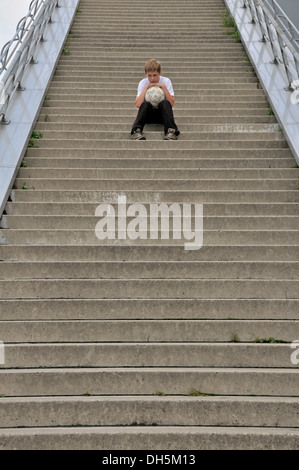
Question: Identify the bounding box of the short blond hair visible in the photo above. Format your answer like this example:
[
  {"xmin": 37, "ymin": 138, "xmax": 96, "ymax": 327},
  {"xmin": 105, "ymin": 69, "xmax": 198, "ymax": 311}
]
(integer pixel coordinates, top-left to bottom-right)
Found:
[{"xmin": 145, "ymin": 59, "xmax": 161, "ymax": 74}]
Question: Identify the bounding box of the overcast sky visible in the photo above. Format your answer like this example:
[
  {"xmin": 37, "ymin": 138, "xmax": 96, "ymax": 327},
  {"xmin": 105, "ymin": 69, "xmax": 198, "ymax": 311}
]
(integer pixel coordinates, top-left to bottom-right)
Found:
[{"xmin": 0, "ymin": 1, "xmax": 31, "ymax": 52}]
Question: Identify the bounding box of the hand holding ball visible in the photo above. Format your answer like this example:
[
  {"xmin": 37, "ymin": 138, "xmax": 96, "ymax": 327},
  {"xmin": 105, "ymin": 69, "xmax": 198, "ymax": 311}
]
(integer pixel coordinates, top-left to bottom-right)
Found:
[{"xmin": 145, "ymin": 86, "xmax": 165, "ymax": 109}]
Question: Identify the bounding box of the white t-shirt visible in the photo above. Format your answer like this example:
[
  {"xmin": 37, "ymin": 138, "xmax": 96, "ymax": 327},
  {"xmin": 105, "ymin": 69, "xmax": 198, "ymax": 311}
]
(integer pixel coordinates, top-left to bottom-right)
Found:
[{"xmin": 137, "ymin": 76, "xmax": 174, "ymax": 97}]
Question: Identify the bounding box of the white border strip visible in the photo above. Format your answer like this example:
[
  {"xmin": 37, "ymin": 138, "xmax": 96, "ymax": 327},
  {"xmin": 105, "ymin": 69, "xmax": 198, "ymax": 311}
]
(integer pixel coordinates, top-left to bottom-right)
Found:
[
  {"xmin": 224, "ymin": 0, "xmax": 299, "ymax": 166},
  {"xmin": 0, "ymin": 0, "xmax": 80, "ymax": 217}
]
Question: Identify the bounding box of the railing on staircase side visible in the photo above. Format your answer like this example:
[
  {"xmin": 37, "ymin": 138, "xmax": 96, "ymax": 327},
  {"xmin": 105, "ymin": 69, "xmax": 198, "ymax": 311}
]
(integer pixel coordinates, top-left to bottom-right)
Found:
[
  {"xmin": 0, "ymin": 0, "xmax": 79, "ymax": 218},
  {"xmin": 225, "ymin": 0, "xmax": 299, "ymax": 165},
  {"xmin": 0, "ymin": 0, "xmax": 59, "ymax": 124},
  {"xmin": 243, "ymin": 0, "xmax": 299, "ymax": 93}
]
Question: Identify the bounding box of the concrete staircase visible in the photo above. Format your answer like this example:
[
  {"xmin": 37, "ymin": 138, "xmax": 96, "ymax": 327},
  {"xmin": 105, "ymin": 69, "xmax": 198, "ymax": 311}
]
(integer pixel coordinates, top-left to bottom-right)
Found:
[{"xmin": 0, "ymin": 0, "xmax": 299, "ymax": 450}]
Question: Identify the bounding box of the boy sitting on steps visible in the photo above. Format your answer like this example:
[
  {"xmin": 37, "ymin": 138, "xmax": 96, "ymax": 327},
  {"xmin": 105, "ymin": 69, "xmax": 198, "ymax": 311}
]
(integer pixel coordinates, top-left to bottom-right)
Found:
[{"xmin": 131, "ymin": 59, "xmax": 180, "ymax": 140}]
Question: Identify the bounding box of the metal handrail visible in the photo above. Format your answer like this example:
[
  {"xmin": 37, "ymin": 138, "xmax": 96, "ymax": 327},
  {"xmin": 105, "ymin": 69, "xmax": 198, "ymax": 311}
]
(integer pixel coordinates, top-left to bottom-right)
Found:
[
  {"xmin": 243, "ymin": 0, "xmax": 299, "ymax": 91},
  {"xmin": 0, "ymin": 0, "xmax": 59, "ymax": 123}
]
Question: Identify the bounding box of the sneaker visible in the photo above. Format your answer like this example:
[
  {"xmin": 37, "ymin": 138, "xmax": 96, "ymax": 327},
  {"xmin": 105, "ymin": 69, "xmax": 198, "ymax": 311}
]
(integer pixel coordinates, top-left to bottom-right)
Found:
[
  {"xmin": 132, "ymin": 129, "xmax": 146, "ymax": 140},
  {"xmin": 163, "ymin": 128, "xmax": 178, "ymax": 140}
]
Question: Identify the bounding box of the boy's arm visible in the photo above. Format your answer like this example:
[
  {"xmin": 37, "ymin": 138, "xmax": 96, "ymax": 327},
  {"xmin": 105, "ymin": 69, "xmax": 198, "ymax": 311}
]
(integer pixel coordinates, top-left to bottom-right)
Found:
[
  {"xmin": 135, "ymin": 83, "xmax": 151, "ymax": 108},
  {"xmin": 155, "ymin": 83, "xmax": 175, "ymax": 107}
]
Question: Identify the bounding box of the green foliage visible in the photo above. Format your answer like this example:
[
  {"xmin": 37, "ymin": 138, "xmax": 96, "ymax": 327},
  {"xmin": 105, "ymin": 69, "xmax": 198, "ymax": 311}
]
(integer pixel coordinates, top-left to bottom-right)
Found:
[
  {"xmin": 254, "ymin": 337, "xmax": 288, "ymax": 343},
  {"xmin": 62, "ymin": 48, "xmax": 71, "ymax": 56},
  {"xmin": 28, "ymin": 130, "xmax": 43, "ymax": 148},
  {"xmin": 222, "ymin": 9, "xmax": 242, "ymax": 43},
  {"xmin": 222, "ymin": 10, "xmax": 236, "ymax": 28},
  {"xmin": 187, "ymin": 389, "xmax": 215, "ymax": 397}
]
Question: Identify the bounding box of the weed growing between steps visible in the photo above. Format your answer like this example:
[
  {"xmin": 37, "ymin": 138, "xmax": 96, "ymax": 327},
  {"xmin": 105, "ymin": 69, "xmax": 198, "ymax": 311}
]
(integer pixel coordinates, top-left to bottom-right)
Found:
[
  {"xmin": 254, "ymin": 337, "xmax": 288, "ymax": 344},
  {"xmin": 62, "ymin": 8, "xmax": 82, "ymax": 57},
  {"xmin": 222, "ymin": 9, "xmax": 242, "ymax": 43},
  {"xmin": 154, "ymin": 390, "xmax": 216, "ymax": 397},
  {"xmin": 28, "ymin": 130, "xmax": 43, "ymax": 148},
  {"xmin": 231, "ymin": 332, "xmax": 240, "ymax": 343},
  {"xmin": 62, "ymin": 48, "xmax": 71, "ymax": 56},
  {"xmin": 187, "ymin": 389, "xmax": 215, "ymax": 397},
  {"xmin": 268, "ymin": 107, "xmax": 275, "ymax": 116},
  {"xmin": 230, "ymin": 334, "xmax": 290, "ymax": 344}
]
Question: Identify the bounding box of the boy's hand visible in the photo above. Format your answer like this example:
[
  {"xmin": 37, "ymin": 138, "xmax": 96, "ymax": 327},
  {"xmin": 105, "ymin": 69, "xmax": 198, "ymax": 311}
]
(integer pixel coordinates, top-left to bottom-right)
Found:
[
  {"xmin": 136, "ymin": 82, "xmax": 174, "ymax": 108},
  {"xmin": 148, "ymin": 83, "xmax": 174, "ymax": 107},
  {"xmin": 149, "ymin": 83, "xmax": 164, "ymax": 89}
]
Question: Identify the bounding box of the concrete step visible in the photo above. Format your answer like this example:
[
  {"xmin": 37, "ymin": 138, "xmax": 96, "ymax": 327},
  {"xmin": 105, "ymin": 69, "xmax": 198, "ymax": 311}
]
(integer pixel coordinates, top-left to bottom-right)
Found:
[
  {"xmin": 70, "ymin": 21, "xmax": 230, "ymax": 25},
  {"xmin": 9, "ymin": 189, "xmax": 299, "ymax": 203},
  {"xmin": 71, "ymin": 19, "xmax": 229, "ymax": 23},
  {"xmin": 54, "ymin": 61, "xmax": 257, "ymax": 68},
  {"xmin": 43, "ymin": 90, "xmax": 267, "ymax": 100},
  {"xmin": 21, "ymin": 158, "xmax": 295, "ymax": 169},
  {"xmin": 60, "ymin": 46, "xmax": 246, "ymax": 54},
  {"xmin": 1, "ymin": 396, "xmax": 298, "ymax": 428},
  {"xmin": 66, "ymin": 27, "xmax": 232, "ymax": 31},
  {"xmin": 50, "ymin": 65, "xmax": 255, "ymax": 73},
  {"xmin": 1, "ymin": 245, "xmax": 298, "ymax": 262},
  {"xmin": 0, "ymin": 298, "xmax": 297, "ymax": 320},
  {"xmin": 52, "ymin": 67, "xmax": 258, "ymax": 76},
  {"xmin": 24, "ymin": 148, "xmax": 295, "ymax": 162},
  {"xmin": 65, "ymin": 29, "xmax": 237, "ymax": 33},
  {"xmin": 13, "ymin": 178, "xmax": 298, "ymax": 191},
  {"xmin": 2, "ymin": 215, "xmax": 299, "ymax": 231},
  {"xmin": 0, "ymin": 261, "xmax": 297, "ymax": 280},
  {"xmin": 40, "ymin": 106, "xmax": 272, "ymax": 116},
  {"xmin": 57, "ymin": 53, "xmax": 252, "ymax": 62},
  {"xmin": 57, "ymin": 54, "xmax": 253, "ymax": 63},
  {"xmin": 0, "ymin": 320, "xmax": 297, "ymax": 343},
  {"xmin": 37, "ymin": 114, "xmax": 278, "ymax": 125},
  {"xmin": 0, "ymin": 368, "xmax": 298, "ymax": 397},
  {"xmin": 54, "ymin": 59, "xmax": 258, "ymax": 67},
  {"xmin": 22, "ymin": 162, "xmax": 296, "ymax": 173},
  {"xmin": 1, "ymin": 229, "xmax": 298, "ymax": 246},
  {"xmin": 43, "ymin": 99, "xmax": 269, "ymax": 109},
  {"xmin": 0, "ymin": 279, "xmax": 297, "ymax": 299},
  {"xmin": 5, "ymin": 202, "xmax": 299, "ymax": 216},
  {"xmin": 50, "ymin": 76, "xmax": 259, "ymax": 84},
  {"xmin": 50, "ymin": 72, "xmax": 258, "ymax": 81},
  {"xmin": 18, "ymin": 168, "xmax": 298, "ymax": 180},
  {"xmin": 44, "ymin": 101, "xmax": 269, "ymax": 111},
  {"xmin": 35, "ymin": 123, "xmax": 280, "ymax": 133},
  {"xmin": 63, "ymin": 45, "xmax": 248, "ymax": 53},
  {"xmin": 33, "ymin": 139, "xmax": 288, "ymax": 150},
  {"xmin": 0, "ymin": 342, "xmax": 296, "ymax": 368},
  {"xmin": 1, "ymin": 425, "xmax": 298, "ymax": 450}
]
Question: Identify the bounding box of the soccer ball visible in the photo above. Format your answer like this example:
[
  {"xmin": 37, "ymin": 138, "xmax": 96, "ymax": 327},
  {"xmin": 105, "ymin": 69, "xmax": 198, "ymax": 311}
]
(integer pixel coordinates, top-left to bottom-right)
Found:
[{"xmin": 145, "ymin": 86, "xmax": 165, "ymax": 109}]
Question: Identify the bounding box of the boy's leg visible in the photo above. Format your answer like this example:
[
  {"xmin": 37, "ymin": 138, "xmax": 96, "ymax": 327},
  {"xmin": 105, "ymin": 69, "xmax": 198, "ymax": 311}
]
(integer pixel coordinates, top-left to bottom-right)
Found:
[
  {"xmin": 131, "ymin": 101, "xmax": 154, "ymax": 136},
  {"xmin": 158, "ymin": 100, "xmax": 180, "ymax": 137}
]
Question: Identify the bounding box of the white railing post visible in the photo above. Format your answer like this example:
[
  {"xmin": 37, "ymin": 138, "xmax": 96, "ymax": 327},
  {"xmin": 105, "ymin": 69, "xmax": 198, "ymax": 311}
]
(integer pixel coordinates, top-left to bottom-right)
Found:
[
  {"xmin": 225, "ymin": 0, "xmax": 299, "ymax": 165},
  {"xmin": 0, "ymin": 0, "xmax": 59, "ymax": 124}
]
